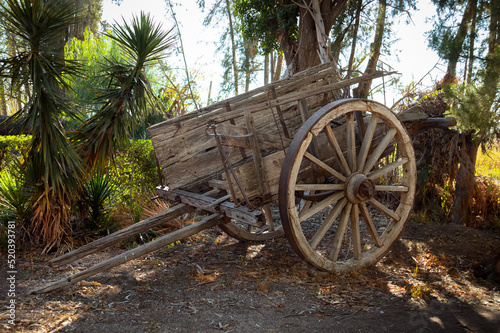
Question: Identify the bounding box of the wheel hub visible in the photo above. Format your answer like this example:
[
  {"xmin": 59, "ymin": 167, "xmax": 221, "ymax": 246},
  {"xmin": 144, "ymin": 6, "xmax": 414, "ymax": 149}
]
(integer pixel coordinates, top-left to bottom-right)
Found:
[{"xmin": 344, "ymin": 173, "xmax": 375, "ymax": 203}]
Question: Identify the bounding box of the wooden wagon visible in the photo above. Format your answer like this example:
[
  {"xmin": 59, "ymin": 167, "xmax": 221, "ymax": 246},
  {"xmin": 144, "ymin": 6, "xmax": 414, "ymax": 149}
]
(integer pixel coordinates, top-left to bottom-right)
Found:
[{"xmin": 32, "ymin": 63, "xmax": 455, "ymax": 293}]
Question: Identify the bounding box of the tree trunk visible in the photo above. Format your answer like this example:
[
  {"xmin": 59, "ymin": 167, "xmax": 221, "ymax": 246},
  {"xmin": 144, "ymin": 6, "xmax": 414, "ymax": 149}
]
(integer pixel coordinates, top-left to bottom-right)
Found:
[
  {"xmin": 355, "ymin": 0, "xmax": 386, "ymax": 98},
  {"xmin": 467, "ymin": 3, "xmax": 477, "ymax": 84},
  {"xmin": 442, "ymin": 0, "xmax": 477, "ymax": 84},
  {"xmin": 293, "ymin": 0, "xmax": 347, "ymax": 73},
  {"xmin": 273, "ymin": 53, "xmax": 283, "ymax": 81},
  {"xmin": 452, "ymin": 131, "xmax": 479, "ymax": 224},
  {"xmin": 451, "ymin": 1, "xmax": 499, "ymax": 225},
  {"xmin": 243, "ymin": 39, "xmax": 251, "ymax": 92},
  {"xmin": 226, "ymin": 0, "xmax": 239, "ymax": 95},
  {"xmin": 0, "ymin": 83, "xmax": 7, "ymax": 116},
  {"xmin": 264, "ymin": 54, "xmax": 269, "ymax": 85}
]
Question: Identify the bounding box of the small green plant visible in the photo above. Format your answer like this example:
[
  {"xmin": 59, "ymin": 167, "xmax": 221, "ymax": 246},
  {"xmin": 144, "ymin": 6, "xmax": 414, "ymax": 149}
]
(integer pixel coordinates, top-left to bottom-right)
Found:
[
  {"xmin": 0, "ymin": 168, "xmax": 33, "ymax": 250},
  {"xmin": 80, "ymin": 170, "xmax": 119, "ymax": 235}
]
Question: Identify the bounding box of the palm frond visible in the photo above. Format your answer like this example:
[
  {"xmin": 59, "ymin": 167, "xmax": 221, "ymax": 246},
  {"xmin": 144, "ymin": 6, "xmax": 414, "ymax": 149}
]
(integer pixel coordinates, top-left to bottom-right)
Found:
[{"xmin": 108, "ymin": 11, "xmax": 177, "ymax": 66}]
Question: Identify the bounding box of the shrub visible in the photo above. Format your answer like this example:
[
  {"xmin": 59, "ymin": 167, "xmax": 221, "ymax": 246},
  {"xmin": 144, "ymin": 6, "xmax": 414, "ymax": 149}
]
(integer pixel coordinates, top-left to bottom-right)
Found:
[{"xmin": 0, "ymin": 135, "xmax": 31, "ymax": 173}]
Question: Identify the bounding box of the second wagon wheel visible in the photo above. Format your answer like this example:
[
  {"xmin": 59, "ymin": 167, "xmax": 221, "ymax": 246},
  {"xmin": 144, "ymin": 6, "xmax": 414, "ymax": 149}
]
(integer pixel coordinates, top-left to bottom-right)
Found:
[
  {"xmin": 219, "ymin": 218, "xmax": 283, "ymax": 241},
  {"xmin": 279, "ymin": 99, "xmax": 416, "ymax": 272}
]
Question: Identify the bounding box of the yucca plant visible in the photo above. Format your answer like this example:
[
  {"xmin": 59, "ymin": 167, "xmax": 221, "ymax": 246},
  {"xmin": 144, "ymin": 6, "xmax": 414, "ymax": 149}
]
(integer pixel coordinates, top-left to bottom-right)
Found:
[
  {"xmin": 0, "ymin": 0, "xmax": 84, "ymax": 252},
  {"xmin": 80, "ymin": 171, "xmax": 119, "ymax": 235},
  {"xmin": 76, "ymin": 12, "xmax": 176, "ymax": 168}
]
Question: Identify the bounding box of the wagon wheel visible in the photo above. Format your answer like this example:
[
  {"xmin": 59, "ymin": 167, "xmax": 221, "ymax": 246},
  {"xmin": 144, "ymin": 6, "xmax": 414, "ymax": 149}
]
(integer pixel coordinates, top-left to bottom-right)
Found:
[
  {"xmin": 279, "ymin": 99, "xmax": 416, "ymax": 272},
  {"xmin": 219, "ymin": 211, "xmax": 284, "ymax": 242}
]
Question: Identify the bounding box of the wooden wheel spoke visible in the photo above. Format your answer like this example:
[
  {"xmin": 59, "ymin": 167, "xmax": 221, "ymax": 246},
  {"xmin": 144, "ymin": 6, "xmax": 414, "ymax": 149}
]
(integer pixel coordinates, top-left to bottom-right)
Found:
[
  {"xmin": 346, "ymin": 112, "xmax": 357, "ymax": 171},
  {"xmin": 309, "ymin": 198, "xmax": 347, "ymax": 249},
  {"xmin": 351, "ymin": 204, "xmax": 361, "ymax": 260},
  {"xmin": 356, "ymin": 114, "xmax": 379, "ymax": 173},
  {"xmin": 329, "ymin": 203, "xmax": 353, "ymax": 261},
  {"xmin": 375, "ymin": 185, "xmax": 408, "ymax": 192},
  {"xmin": 325, "ymin": 124, "xmax": 351, "ymax": 175},
  {"xmin": 367, "ymin": 156, "xmax": 408, "ymax": 180},
  {"xmin": 299, "ymin": 191, "xmax": 344, "ymax": 222},
  {"xmin": 368, "ymin": 198, "xmax": 400, "ymax": 222},
  {"xmin": 359, "ymin": 202, "xmax": 382, "ymax": 247},
  {"xmin": 295, "ymin": 184, "xmax": 344, "ymax": 191},
  {"xmin": 362, "ymin": 128, "xmax": 397, "ymax": 174},
  {"xmin": 304, "ymin": 151, "xmax": 346, "ymax": 182}
]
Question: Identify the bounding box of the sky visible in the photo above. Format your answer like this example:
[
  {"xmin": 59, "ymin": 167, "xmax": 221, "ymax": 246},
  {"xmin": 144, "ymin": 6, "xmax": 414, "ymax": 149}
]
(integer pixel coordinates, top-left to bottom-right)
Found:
[{"xmin": 101, "ymin": 0, "xmax": 444, "ymax": 107}]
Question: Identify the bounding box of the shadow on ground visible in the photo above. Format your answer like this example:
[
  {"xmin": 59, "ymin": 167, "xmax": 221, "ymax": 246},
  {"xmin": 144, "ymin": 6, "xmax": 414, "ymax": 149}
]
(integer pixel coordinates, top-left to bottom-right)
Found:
[{"xmin": 1, "ymin": 221, "xmax": 499, "ymax": 332}]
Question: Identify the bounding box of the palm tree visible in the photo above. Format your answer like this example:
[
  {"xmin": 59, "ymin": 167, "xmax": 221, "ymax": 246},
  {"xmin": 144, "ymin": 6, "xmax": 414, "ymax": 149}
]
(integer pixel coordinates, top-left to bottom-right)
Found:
[{"xmin": 0, "ymin": 0, "xmax": 84, "ymax": 252}]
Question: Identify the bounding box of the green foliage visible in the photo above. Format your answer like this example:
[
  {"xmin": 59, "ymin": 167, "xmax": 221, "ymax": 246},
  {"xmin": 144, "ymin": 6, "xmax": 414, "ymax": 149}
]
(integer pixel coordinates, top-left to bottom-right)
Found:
[
  {"xmin": 0, "ymin": 135, "xmax": 30, "ymax": 172},
  {"xmin": 65, "ymin": 27, "xmax": 125, "ymax": 114},
  {"xmin": 476, "ymin": 144, "xmax": 500, "ymax": 179},
  {"xmin": 232, "ymin": 0, "xmax": 299, "ymax": 55},
  {"xmin": 0, "ymin": 168, "xmax": 31, "ymax": 224},
  {"xmin": 0, "ymin": 136, "xmax": 159, "ymax": 236},
  {"xmin": 443, "ymin": 82, "xmax": 500, "ymax": 140},
  {"xmin": 109, "ymin": 139, "xmax": 159, "ymax": 198}
]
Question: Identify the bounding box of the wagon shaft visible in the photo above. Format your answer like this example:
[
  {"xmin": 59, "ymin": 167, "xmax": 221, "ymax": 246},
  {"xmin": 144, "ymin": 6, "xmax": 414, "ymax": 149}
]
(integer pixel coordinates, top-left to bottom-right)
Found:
[{"xmin": 31, "ymin": 213, "xmax": 222, "ymax": 294}]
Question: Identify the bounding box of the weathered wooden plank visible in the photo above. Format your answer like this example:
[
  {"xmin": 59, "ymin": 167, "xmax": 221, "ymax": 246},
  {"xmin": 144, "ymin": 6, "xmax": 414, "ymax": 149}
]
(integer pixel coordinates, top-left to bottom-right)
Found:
[
  {"xmin": 49, "ymin": 204, "xmax": 191, "ymax": 268},
  {"xmin": 147, "ymin": 63, "xmax": 338, "ymax": 136},
  {"xmin": 208, "ymin": 72, "xmax": 390, "ymax": 125},
  {"xmin": 152, "ymin": 98, "xmax": 302, "ymax": 169},
  {"xmin": 30, "ymin": 214, "xmax": 223, "ymax": 294},
  {"xmin": 150, "ymin": 71, "xmax": 393, "ymax": 194},
  {"xmin": 223, "ymin": 150, "xmax": 287, "ymax": 202},
  {"xmin": 154, "ymin": 105, "xmax": 303, "ymax": 190},
  {"xmin": 161, "ymin": 146, "xmax": 246, "ymax": 190}
]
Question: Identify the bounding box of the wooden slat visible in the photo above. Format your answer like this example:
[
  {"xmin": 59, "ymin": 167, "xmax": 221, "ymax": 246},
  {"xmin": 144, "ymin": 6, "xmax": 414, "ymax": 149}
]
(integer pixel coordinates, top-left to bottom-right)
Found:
[{"xmin": 147, "ymin": 63, "xmax": 338, "ymax": 136}]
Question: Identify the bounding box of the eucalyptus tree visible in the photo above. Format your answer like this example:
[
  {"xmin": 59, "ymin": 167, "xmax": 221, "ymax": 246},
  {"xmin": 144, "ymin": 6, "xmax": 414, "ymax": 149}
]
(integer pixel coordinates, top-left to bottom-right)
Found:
[
  {"xmin": 198, "ymin": 0, "xmax": 262, "ymax": 96},
  {"xmin": 0, "ymin": 0, "xmax": 84, "ymax": 251},
  {"xmin": 233, "ymin": 0, "xmax": 415, "ymax": 89}
]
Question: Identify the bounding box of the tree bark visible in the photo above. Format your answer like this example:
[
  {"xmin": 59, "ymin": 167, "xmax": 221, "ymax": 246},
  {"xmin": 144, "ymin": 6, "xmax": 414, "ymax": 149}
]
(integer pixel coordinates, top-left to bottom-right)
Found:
[
  {"xmin": 466, "ymin": 3, "xmax": 477, "ymax": 84},
  {"xmin": 293, "ymin": 0, "xmax": 347, "ymax": 72},
  {"xmin": 452, "ymin": 131, "xmax": 479, "ymax": 224},
  {"xmin": 274, "ymin": 53, "xmax": 283, "ymax": 81}
]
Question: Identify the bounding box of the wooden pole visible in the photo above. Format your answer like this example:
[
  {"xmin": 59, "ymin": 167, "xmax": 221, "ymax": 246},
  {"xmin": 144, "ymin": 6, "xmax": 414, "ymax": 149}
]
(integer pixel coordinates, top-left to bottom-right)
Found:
[
  {"xmin": 50, "ymin": 204, "xmax": 191, "ymax": 268},
  {"xmin": 31, "ymin": 214, "xmax": 223, "ymax": 294}
]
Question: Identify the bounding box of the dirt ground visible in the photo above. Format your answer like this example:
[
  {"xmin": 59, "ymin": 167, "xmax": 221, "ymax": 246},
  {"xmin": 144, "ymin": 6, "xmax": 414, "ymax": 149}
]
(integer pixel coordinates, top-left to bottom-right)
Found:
[{"xmin": 1, "ymin": 221, "xmax": 500, "ymax": 333}]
